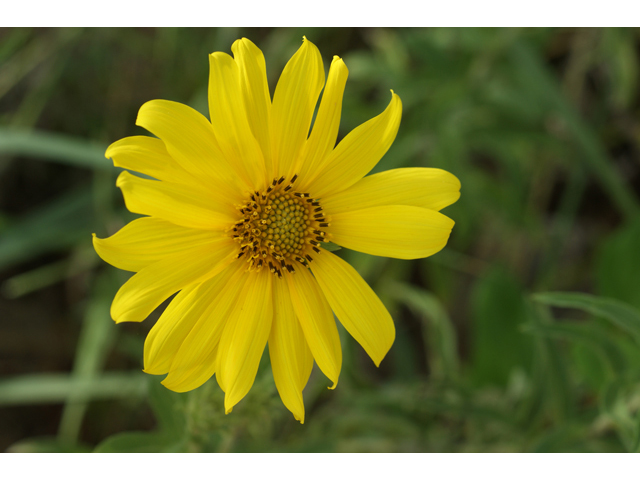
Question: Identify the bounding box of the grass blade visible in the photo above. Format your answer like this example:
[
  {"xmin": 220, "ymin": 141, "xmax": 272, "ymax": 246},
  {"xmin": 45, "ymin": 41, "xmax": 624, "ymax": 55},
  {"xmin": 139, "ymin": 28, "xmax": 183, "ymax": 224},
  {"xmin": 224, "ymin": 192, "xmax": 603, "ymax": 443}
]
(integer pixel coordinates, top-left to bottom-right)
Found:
[{"xmin": 532, "ymin": 292, "xmax": 640, "ymax": 344}]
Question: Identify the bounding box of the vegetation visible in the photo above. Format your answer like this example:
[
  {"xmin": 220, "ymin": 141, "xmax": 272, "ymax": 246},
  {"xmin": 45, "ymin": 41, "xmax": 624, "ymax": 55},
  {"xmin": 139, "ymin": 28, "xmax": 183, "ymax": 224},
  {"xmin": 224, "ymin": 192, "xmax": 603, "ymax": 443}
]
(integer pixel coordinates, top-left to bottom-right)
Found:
[{"xmin": 2, "ymin": 27, "xmax": 640, "ymax": 452}]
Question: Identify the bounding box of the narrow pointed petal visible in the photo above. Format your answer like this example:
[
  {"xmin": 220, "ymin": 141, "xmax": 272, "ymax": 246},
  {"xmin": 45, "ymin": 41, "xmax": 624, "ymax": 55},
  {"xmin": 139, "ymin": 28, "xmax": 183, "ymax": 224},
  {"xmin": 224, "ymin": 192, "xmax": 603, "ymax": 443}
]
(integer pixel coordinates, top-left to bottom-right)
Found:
[
  {"xmin": 106, "ymin": 136, "xmax": 196, "ymax": 186},
  {"xmin": 286, "ymin": 266, "xmax": 341, "ymax": 388},
  {"xmin": 217, "ymin": 272, "xmax": 273, "ymax": 413},
  {"xmin": 269, "ymin": 276, "xmax": 314, "ymax": 423},
  {"xmin": 110, "ymin": 237, "xmax": 236, "ymax": 324},
  {"xmin": 328, "ymin": 205, "xmax": 454, "ymax": 260},
  {"xmin": 93, "ymin": 217, "xmax": 216, "ymax": 272},
  {"xmin": 116, "ymin": 171, "xmax": 235, "ymax": 230},
  {"xmin": 231, "ymin": 38, "xmax": 273, "ymax": 175},
  {"xmin": 208, "ymin": 52, "xmax": 266, "ymax": 190},
  {"xmin": 271, "ymin": 37, "xmax": 325, "ymax": 179},
  {"xmin": 143, "ymin": 283, "xmax": 201, "ymax": 375},
  {"xmin": 307, "ymin": 91, "xmax": 402, "ymax": 199},
  {"xmin": 161, "ymin": 264, "xmax": 247, "ymax": 392},
  {"xmin": 322, "ymin": 168, "xmax": 461, "ymax": 213},
  {"xmin": 310, "ymin": 251, "xmax": 395, "ymax": 367},
  {"xmin": 297, "ymin": 56, "xmax": 348, "ymax": 187},
  {"xmin": 136, "ymin": 99, "xmax": 245, "ymax": 199}
]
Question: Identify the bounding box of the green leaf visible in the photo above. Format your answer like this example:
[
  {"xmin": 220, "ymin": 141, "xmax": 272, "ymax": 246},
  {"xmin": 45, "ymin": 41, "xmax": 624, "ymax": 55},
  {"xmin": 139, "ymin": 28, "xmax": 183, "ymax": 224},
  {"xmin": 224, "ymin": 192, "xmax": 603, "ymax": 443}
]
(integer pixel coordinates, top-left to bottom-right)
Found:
[
  {"xmin": 597, "ymin": 220, "xmax": 640, "ymax": 310},
  {"xmin": 469, "ymin": 267, "xmax": 532, "ymax": 386},
  {"xmin": 6, "ymin": 436, "xmax": 92, "ymax": 453},
  {"xmin": 93, "ymin": 379, "xmax": 189, "ymax": 453},
  {"xmin": 57, "ymin": 271, "xmax": 120, "ymax": 442},
  {"xmin": 94, "ymin": 432, "xmax": 184, "ymax": 453},
  {"xmin": 0, "ymin": 186, "xmax": 94, "ymax": 270},
  {"xmin": 147, "ymin": 379, "xmax": 187, "ymax": 438},
  {"xmin": 532, "ymin": 292, "xmax": 640, "ymax": 344},
  {"xmin": 602, "ymin": 28, "xmax": 639, "ymax": 109},
  {"xmin": 522, "ymin": 320, "xmax": 628, "ymax": 376},
  {"xmin": 600, "ymin": 378, "xmax": 640, "ymax": 451},
  {"xmin": 386, "ymin": 281, "xmax": 459, "ymax": 380},
  {"xmin": 525, "ymin": 302, "xmax": 573, "ymax": 423},
  {"xmin": 0, "ymin": 128, "xmax": 109, "ymax": 170},
  {"xmin": 0, "ymin": 372, "xmax": 146, "ymax": 405}
]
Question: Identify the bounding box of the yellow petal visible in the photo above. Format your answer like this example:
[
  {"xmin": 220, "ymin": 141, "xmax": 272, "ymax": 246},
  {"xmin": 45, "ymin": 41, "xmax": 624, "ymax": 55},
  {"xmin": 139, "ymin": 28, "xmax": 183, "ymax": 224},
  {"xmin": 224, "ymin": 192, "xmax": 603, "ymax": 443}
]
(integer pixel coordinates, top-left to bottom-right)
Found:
[
  {"xmin": 297, "ymin": 56, "xmax": 348, "ymax": 188},
  {"xmin": 136, "ymin": 99, "xmax": 245, "ymax": 199},
  {"xmin": 143, "ymin": 283, "xmax": 201, "ymax": 375},
  {"xmin": 217, "ymin": 271, "xmax": 273, "ymax": 413},
  {"xmin": 110, "ymin": 237, "xmax": 236, "ymax": 324},
  {"xmin": 306, "ymin": 91, "xmax": 402, "ymax": 199},
  {"xmin": 269, "ymin": 276, "xmax": 314, "ymax": 423},
  {"xmin": 208, "ymin": 52, "xmax": 266, "ymax": 190},
  {"xmin": 160, "ymin": 263, "xmax": 247, "ymax": 392},
  {"xmin": 285, "ymin": 265, "xmax": 341, "ymax": 388},
  {"xmin": 116, "ymin": 171, "xmax": 235, "ymax": 230},
  {"xmin": 322, "ymin": 167, "xmax": 461, "ymax": 213},
  {"xmin": 271, "ymin": 37, "xmax": 325, "ymax": 180},
  {"xmin": 105, "ymin": 135, "xmax": 195, "ymax": 186},
  {"xmin": 310, "ymin": 250, "xmax": 395, "ymax": 366},
  {"xmin": 92, "ymin": 217, "xmax": 216, "ymax": 272},
  {"xmin": 327, "ymin": 205, "xmax": 454, "ymax": 260},
  {"xmin": 231, "ymin": 38, "xmax": 273, "ymax": 176}
]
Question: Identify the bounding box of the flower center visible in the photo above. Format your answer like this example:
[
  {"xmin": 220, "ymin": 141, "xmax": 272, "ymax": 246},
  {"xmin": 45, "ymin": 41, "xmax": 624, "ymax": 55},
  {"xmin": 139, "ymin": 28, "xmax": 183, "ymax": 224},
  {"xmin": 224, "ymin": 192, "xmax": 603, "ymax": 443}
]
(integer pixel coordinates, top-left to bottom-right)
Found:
[{"xmin": 228, "ymin": 175, "xmax": 330, "ymax": 277}]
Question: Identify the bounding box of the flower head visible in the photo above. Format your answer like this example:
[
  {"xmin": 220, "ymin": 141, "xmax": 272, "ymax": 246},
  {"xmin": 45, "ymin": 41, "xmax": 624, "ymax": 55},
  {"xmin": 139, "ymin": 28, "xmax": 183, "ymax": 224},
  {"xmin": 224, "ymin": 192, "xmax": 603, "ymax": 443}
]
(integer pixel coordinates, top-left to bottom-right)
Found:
[{"xmin": 93, "ymin": 37, "xmax": 460, "ymax": 423}]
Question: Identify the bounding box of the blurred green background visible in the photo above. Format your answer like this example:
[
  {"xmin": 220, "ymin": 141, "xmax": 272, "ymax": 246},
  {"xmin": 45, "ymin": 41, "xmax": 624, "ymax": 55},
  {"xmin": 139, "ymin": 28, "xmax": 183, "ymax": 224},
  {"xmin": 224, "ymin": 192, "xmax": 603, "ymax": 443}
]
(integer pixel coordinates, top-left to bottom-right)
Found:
[{"xmin": 2, "ymin": 27, "xmax": 640, "ymax": 452}]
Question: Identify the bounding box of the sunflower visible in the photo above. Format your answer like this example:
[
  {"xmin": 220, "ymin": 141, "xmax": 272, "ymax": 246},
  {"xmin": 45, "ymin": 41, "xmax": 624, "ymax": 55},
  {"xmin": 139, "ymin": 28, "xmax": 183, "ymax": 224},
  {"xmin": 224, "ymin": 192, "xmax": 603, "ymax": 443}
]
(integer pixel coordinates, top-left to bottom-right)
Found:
[{"xmin": 93, "ymin": 36, "xmax": 460, "ymax": 423}]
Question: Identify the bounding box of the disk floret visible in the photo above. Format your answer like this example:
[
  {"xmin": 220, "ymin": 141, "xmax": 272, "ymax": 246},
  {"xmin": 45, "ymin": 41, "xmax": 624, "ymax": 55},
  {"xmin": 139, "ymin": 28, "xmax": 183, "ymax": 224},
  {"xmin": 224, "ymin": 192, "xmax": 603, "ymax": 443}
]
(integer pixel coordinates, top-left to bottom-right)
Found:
[{"xmin": 229, "ymin": 175, "xmax": 330, "ymax": 277}]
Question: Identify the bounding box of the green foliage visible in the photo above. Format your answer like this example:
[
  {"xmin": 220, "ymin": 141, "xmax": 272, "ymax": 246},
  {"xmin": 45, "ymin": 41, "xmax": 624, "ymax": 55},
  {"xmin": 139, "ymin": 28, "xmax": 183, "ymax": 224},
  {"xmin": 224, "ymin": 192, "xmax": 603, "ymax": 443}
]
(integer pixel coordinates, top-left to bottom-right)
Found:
[
  {"xmin": 94, "ymin": 380, "xmax": 188, "ymax": 452},
  {"xmin": 2, "ymin": 27, "xmax": 640, "ymax": 452},
  {"xmin": 597, "ymin": 220, "xmax": 640, "ymax": 310},
  {"xmin": 470, "ymin": 267, "xmax": 532, "ymax": 386}
]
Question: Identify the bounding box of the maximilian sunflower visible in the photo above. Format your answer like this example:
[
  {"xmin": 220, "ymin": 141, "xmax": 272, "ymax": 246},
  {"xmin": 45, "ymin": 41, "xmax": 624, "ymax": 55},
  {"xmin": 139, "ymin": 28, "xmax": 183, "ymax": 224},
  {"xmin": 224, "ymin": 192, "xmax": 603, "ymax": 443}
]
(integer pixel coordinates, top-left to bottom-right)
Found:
[{"xmin": 93, "ymin": 36, "xmax": 460, "ymax": 423}]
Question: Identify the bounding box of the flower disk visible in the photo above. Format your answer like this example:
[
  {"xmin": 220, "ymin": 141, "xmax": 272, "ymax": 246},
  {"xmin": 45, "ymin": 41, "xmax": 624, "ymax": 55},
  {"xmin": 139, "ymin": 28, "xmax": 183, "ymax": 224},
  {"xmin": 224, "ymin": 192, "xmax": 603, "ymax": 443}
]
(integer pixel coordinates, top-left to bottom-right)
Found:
[
  {"xmin": 93, "ymin": 36, "xmax": 461, "ymax": 423},
  {"xmin": 231, "ymin": 175, "xmax": 329, "ymax": 276}
]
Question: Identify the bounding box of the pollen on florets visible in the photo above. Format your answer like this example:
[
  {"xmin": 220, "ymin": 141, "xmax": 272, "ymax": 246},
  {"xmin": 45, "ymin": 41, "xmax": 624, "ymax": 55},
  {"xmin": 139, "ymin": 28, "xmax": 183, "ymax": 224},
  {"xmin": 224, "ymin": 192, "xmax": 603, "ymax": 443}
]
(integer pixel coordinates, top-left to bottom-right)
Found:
[{"xmin": 228, "ymin": 175, "xmax": 331, "ymax": 277}]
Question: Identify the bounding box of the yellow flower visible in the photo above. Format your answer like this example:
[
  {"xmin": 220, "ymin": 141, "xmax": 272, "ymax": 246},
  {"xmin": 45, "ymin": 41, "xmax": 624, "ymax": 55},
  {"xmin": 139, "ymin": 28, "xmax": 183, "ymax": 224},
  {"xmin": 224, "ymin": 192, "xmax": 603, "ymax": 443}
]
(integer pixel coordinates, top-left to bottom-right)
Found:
[{"xmin": 93, "ymin": 37, "xmax": 460, "ymax": 423}]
